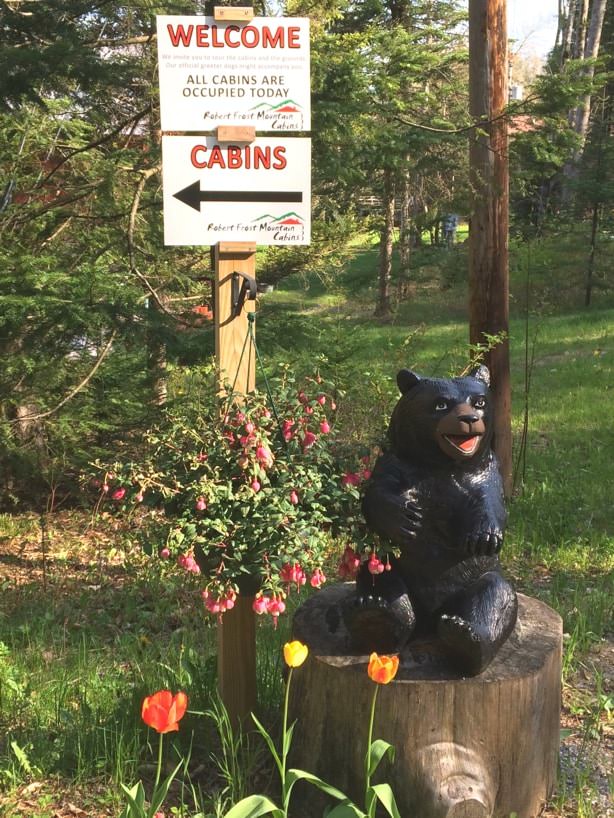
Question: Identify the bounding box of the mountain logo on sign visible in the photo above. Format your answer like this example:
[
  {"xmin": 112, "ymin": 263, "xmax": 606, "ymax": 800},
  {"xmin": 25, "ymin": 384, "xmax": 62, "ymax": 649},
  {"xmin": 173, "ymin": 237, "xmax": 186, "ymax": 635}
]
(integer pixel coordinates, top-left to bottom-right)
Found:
[
  {"xmin": 253, "ymin": 211, "xmax": 304, "ymax": 225},
  {"xmin": 250, "ymin": 99, "xmax": 303, "ymax": 113}
]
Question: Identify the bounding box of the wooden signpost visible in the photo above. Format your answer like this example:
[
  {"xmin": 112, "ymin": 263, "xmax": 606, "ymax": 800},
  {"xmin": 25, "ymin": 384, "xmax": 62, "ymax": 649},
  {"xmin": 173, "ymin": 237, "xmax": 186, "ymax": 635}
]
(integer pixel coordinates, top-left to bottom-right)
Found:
[{"xmin": 158, "ymin": 6, "xmax": 311, "ymax": 724}]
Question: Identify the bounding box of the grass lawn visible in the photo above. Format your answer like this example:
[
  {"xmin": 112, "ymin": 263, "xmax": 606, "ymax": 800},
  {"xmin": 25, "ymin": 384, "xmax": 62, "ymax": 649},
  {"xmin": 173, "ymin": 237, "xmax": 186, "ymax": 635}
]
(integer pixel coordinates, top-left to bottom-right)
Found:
[{"xmin": 0, "ymin": 235, "xmax": 612, "ymax": 817}]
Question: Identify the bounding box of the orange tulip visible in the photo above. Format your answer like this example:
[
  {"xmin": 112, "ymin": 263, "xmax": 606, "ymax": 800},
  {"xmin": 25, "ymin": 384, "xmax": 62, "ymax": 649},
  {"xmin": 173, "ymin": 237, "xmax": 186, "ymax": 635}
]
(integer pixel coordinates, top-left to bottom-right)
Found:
[
  {"xmin": 141, "ymin": 690, "xmax": 188, "ymax": 734},
  {"xmin": 283, "ymin": 640, "xmax": 309, "ymax": 668},
  {"xmin": 367, "ymin": 653, "xmax": 399, "ymax": 684}
]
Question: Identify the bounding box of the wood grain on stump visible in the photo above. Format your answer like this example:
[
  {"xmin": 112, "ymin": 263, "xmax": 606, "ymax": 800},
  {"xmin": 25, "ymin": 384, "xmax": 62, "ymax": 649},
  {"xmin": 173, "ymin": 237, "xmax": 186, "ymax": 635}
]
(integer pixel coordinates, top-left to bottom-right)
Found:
[{"xmin": 289, "ymin": 585, "xmax": 562, "ymax": 818}]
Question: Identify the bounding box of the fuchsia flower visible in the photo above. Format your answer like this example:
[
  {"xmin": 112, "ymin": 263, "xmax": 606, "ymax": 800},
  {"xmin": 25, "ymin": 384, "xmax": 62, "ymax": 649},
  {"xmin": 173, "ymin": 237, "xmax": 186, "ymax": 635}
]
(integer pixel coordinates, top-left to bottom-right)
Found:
[
  {"xmin": 267, "ymin": 595, "xmax": 286, "ymax": 627},
  {"xmin": 245, "ymin": 421, "xmax": 255, "ymax": 435},
  {"xmin": 256, "ymin": 445, "xmax": 274, "ymax": 469},
  {"xmin": 341, "ymin": 472, "xmax": 361, "ymax": 487},
  {"xmin": 160, "ymin": 547, "xmax": 170, "ymax": 559},
  {"xmin": 316, "ymin": 394, "xmax": 326, "ymax": 406},
  {"xmin": 250, "ymin": 479, "xmax": 261, "ymax": 493},
  {"xmin": 338, "ymin": 545, "xmax": 361, "ymax": 579},
  {"xmin": 252, "ymin": 595, "xmax": 269, "ymax": 614},
  {"xmin": 195, "ymin": 496, "xmax": 207, "ymax": 511},
  {"xmin": 368, "ymin": 553, "xmax": 385, "ymax": 575},
  {"xmin": 202, "ymin": 588, "xmax": 236, "ymax": 615},
  {"xmin": 280, "ymin": 562, "xmax": 306, "ymax": 588},
  {"xmin": 310, "ymin": 568, "xmax": 326, "ymax": 588},
  {"xmin": 135, "ymin": 492, "xmax": 144, "ymax": 503},
  {"xmin": 289, "ymin": 490, "xmax": 299, "ymax": 505},
  {"xmin": 302, "ymin": 431, "xmax": 317, "ymax": 450},
  {"xmin": 178, "ymin": 554, "xmax": 201, "ymax": 574},
  {"xmin": 282, "ymin": 419, "xmax": 295, "ymax": 442},
  {"xmin": 111, "ymin": 487, "xmax": 126, "ymax": 501},
  {"xmin": 320, "ymin": 420, "xmax": 331, "ymax": 434}
]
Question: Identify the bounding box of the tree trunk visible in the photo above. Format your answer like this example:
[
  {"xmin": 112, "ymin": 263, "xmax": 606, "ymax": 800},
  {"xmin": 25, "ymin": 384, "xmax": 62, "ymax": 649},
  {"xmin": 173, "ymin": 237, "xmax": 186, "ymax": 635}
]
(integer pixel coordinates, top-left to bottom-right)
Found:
[
  {"xmin": 290, "ymin": 586, "xmax": 562, "ymax": 818},
  {"xmin": 468, "ymin": 0, "xmax": 512, "ymax": 497},
  {"xmin": 573, "ymin": 0, "xmax": 608, "ymax": 145},
  {"xmin": 147, "ymin": 298, "xmax": 168, "ymax": 407},
  {"xmin": 572, "ymin": 0, "xmax": 590, "ymax": 58},
  {"xmin": 397, "ymin": 169, "xmax": 412, "ymax": 301},
  {"xmin": 585, "ymin": 202, "xmax": 600, "ymax": 306},
  {"xmin": 375, "ymin": 169, "xmax": 395, "ymax": 318}
]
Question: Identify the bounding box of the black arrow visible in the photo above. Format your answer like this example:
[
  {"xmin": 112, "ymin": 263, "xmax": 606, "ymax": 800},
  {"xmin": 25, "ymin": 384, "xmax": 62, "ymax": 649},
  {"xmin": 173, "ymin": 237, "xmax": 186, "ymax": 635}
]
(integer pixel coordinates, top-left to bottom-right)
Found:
[{"xmin": 173, "ymin": 181, "xmax": 303, "ymax": 212}]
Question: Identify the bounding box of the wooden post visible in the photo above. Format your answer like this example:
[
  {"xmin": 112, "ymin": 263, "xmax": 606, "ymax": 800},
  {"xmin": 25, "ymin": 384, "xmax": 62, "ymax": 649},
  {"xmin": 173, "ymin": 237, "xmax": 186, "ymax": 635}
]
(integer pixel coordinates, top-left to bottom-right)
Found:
[
  {"xmin": 214, "ymin": 241, "xmax": 257, "ymax": 395},
  {"xmin": 468, "ymin": 0, "xmax": 512, "ymax": 497},
  {"xmin": 215, "ymin": 239, "xmax": 257, "ymax": 724}
]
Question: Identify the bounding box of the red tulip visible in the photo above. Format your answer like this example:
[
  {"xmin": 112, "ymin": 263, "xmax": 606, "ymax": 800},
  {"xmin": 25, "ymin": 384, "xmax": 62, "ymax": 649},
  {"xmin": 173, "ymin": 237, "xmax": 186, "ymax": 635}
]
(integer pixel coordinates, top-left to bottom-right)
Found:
[{"xmin": 141, "ymin": 690, "xmax": 188, "ymax": 734}]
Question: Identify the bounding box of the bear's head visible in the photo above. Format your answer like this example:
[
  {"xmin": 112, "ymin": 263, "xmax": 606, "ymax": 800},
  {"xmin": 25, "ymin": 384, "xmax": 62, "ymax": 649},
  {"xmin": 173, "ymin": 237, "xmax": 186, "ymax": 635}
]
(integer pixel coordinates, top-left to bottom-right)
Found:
[{"xmin": 388, "ymin": 365, "xmax": 493, "ymax": 467}]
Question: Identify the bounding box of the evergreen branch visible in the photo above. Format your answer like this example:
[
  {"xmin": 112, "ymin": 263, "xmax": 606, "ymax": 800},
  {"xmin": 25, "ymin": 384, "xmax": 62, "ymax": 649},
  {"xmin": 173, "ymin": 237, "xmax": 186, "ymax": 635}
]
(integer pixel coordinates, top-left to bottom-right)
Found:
[
  {"xmin": 38, "ymin": 106, "xmax": 152, "ymax": 187},
  {"xmin": 6, "ymin": 330, "xmax": 118, "ymax": 425},
  {"xmin": 88, "ymin": 34, "xmax": 157, "ymax": 48},
  {"xmin": 393, "ymin": 94, "xmax": 540, "ymax": 135}
]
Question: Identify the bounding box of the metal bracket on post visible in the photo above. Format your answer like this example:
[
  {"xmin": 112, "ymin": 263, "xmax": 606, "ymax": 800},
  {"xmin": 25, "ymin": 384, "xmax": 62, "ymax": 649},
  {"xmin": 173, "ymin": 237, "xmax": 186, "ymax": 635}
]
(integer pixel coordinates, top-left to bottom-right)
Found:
[{"xmin": 231, "ymin": 271, "xmax": 257, "ymax": 318}]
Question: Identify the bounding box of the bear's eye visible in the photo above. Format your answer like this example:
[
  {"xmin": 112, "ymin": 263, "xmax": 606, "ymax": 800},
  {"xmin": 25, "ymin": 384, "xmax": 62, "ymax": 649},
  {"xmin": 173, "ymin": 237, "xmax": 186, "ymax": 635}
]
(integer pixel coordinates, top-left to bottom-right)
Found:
[
  {"xmin": 474, "ymin": 397, "xmax": 486, "ymax": 409},
  {"xmin": 434, "ymin": 400, "xmax": 448, "ymax": 411}
]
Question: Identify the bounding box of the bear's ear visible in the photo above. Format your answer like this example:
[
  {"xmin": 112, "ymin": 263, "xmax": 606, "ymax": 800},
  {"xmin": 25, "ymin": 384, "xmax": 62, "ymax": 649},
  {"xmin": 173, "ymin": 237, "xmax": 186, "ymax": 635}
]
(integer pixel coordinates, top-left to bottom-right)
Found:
[
  {"xmin": 397, "ymin": 369, "xmax": 421, "ymax": 394},
  {"xmin": 469, "ymin": 364, "xmax": 490, "ymax": 386}
]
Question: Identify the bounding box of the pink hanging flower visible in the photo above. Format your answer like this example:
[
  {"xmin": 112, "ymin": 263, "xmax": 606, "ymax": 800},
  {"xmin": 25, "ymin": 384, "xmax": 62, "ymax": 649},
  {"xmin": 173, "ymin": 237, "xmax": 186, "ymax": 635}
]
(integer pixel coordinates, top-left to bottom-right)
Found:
[
  {"xmin": 310, "ymin": 568, "xmax": 326, "ymax": 588},
  {"xmin": 320, "ymin": 420, "xmax": 331, "ymax": 434},
  {"xmin": 368, "ymin": 553, "xmax": 385, "ymax": 575},
  {"xmin": 111, "ymin": 487, "xmax": 126, "ymax": 501},
  {"xmin": 250, "ymin": 479, "xmax": 261, "ymax": 493},
  {"xmin": 289, "ymin": 490, "xmax": 299, "ymax": 505},
  {"xmin": 252, "ymin": 595, "xmax": 269, "ymax": 615},
  {"xmin": 280, "ymin": 562, "xmax": 306, "ymax": 588},
  {"xmin": 256, "ymin": 445, "xmax": 274, "ymax": 469},
  {"xmin": 282, "ymin": 419, "xmax": 295, "ymax": 442},
  {"xmin": 160, "ymin": 547, "xmax": 170, "ymax": 559},
  {"xmin": 338, "ymin": 546, "xmax": 361, "ymax": 579},
  {"xmin": 195, "ymin": 496, "xmax": 207, "ymax": 512},
  {"xmin": 302, "ymin": 431, "xmax": 317, "ymax": 451},
  {"xmin": 135, "ymin": 492, "xmax": 144, "ymax": 503},
  {"xmin": 341, "ymin": 472, "xmax": 361, "ymax": 487},
  {"xmin": 316, "ymin": 394, "xmax": 326, "ymax": 406}
]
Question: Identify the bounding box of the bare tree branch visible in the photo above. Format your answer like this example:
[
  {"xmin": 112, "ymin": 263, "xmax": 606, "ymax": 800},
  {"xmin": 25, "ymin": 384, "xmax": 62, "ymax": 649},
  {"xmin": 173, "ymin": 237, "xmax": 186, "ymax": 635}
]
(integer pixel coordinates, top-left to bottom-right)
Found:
[{"xmin": 6, "ymin": 330, "xmax": 118, "ymax": 424}]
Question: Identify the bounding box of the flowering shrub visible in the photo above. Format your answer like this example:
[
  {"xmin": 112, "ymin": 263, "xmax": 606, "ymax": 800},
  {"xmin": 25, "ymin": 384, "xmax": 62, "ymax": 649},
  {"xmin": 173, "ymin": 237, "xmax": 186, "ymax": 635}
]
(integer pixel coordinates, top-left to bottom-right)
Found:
[{"xmin": 94, "ymin": 366, "xmax": 370, "ymax": 621}]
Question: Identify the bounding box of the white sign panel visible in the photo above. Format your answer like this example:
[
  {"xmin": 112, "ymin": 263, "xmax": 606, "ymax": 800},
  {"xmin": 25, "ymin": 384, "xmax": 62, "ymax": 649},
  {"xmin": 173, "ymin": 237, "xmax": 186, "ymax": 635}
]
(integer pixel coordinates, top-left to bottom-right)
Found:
[
  {"xmin": 161, "ymin": 136, "xmax": 311, "ymax": 246},
  {"xmin": 156, "ymin": 16, "xmax": 310, "ymax": 132}
]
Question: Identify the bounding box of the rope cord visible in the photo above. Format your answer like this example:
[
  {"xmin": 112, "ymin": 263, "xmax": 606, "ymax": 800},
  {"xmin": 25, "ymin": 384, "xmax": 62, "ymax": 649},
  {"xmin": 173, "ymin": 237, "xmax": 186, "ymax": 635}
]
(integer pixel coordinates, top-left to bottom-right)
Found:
[{"xmin": 224, "ymin": 310, "xmax": 287, "ymax": 446}]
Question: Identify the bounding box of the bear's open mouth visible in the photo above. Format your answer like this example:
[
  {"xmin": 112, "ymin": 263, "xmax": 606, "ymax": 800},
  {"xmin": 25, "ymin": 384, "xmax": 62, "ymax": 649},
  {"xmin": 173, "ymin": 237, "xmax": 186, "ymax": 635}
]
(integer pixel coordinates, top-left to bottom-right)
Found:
[{"xmin": 443, "ymin": 435, "xmax": 481, "ymax": 454}]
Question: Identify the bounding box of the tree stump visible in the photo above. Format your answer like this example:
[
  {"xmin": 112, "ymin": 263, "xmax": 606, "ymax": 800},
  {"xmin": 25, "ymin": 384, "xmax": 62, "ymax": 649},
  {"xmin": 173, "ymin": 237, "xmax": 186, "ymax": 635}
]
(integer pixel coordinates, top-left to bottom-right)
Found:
[{"xmin": 289, "ymin": 585, "xmax": 562, "ymax": 818}]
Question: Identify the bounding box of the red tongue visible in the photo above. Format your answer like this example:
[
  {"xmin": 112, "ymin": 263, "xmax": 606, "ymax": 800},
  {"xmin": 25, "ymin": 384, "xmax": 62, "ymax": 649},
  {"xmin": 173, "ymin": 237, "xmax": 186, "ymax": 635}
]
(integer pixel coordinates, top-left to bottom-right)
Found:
[{"xmin": 450, "ymin": 435, "xmax": 479, "ymax": 451}]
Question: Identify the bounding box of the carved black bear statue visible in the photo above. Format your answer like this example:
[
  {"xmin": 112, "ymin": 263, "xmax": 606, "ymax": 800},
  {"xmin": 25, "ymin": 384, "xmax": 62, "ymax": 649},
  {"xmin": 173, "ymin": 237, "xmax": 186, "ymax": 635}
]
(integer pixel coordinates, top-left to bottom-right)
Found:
[{"xmin": 345, "ymin": 365, "xmax": 518, "ymax": 676}]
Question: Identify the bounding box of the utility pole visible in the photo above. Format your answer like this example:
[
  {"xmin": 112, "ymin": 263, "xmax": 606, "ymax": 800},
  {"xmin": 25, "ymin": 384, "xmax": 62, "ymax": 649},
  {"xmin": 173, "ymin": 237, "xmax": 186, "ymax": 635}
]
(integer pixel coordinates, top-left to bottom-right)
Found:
[{"xmin": 468, "ymin": 0, "xmax": 512, "ymax": 496}]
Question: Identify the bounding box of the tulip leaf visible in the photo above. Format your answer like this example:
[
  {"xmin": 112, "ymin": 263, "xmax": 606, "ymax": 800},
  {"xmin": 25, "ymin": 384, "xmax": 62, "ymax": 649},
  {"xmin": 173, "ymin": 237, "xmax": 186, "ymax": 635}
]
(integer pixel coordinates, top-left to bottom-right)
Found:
[
  {"xmin": 223, "ymin": 794, "xmax": 282, "ymax": 818},
  {"xmin": 282, "ymin": 719, "xmax": 297, "ymax": 757},
  {"xmin": 149, "ymin": 759, "xmax": 183, "ymax": 816},
  {"xmin": 251, "ymin": 712, "xmax": 282, "ymax": 773},
  {"xmin": 119, "ymin": 781, "xmax": 146, "ymax": 817},
  {"xmin": 323, "ymin": 802, "xmax": 365, "ymax": 818},
  {"xmin": 285, "ymin": 768, "xmax": 349, "ymax": 804},
  {"xmin": 367, "ymin": 739, "xmax": 395, "ymax": 776},
  {"xmin": 370, "ymin": 783, "xmax": 401, "ymax": 818}
]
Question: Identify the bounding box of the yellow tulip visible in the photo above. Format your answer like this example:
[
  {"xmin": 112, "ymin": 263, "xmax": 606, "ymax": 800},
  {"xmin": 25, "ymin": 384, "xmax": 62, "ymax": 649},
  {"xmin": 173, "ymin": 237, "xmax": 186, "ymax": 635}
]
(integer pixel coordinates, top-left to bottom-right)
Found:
[{"xmin": 283, "ymin": 640, "xmax": 309, "ymax": 668}]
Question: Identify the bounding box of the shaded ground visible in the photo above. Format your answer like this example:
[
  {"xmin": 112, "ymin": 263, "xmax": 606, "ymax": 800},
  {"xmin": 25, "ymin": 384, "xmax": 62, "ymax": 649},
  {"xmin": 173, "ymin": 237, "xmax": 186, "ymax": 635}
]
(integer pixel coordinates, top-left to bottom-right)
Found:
[{"xmin": 0, "ymin": 511, "xmax": 612, "ymax": 818}]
